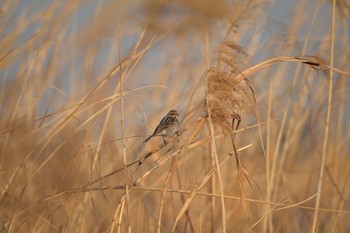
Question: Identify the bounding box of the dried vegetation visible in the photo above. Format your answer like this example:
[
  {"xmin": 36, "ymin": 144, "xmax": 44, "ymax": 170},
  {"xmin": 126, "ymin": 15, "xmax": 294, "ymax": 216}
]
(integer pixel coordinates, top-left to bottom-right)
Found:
[{"xmin": 0, "ymin": 1, "xmax": 350, "ymax": 233}]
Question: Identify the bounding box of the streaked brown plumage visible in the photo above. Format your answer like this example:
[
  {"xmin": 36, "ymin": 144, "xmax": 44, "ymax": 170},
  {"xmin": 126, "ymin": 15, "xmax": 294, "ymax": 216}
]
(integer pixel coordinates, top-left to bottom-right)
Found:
[{"xmin": 144, "ymin": 110, "xmax": 179, "ymax": 144}]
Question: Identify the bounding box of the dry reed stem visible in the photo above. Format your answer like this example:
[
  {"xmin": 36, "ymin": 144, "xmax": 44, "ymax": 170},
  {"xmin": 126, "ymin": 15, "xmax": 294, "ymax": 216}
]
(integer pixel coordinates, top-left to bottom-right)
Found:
[
  {"xmin": 335, "ymin": 13, "xmax": 349, "ymax": 159},
  {"xmin": 174, "ymin": 167, "xmax": 218, "ymax": 232},
  {"xmin": 234, "ymin": 56, "xmax": 350, "ymax": 84},
  {"xmin": 157, "ymin": 118, "xmax": 205, "ymax": 233},
  {"xmin": 264, "ymin": 80, "xmax": 273, "ymax": 232},
  {"xmin": 94, "ymin": 44, "xmax": 120, "ymax": 168},
  {"xmin": 311, "ymin": 0, "xmax": 336, "ymax": 231},
  {"xmin": 117, "ymin": 30, "xmax": 131, "ymax": 233},
  {"xmin": 248, "ymin": 200, "xmax": 287, "ymax": 232},
  {"xmin": 206, "ymin": 71, "xmax": 227, "ymax": 233},
  {"xmin": 111, "ymin": 146, "xmax": 179, "ymax": 232},
  {"xmin": 116, "ymin": 200, "xmax": 125, "ymax": 233},
  {"xmin": 33, "ymin": 184, "xmax": 330, "ymax": 213},
  {"xmin": 133, "ymin": 188, "xmax": 328, "ymax": 213},
  {"xmin": 207, "ymin": 110, "xmax": 227, "ymax": 232},
  {"xmin": 330, "ymin": 173, "xmax": 350, "ymax": 232},
  {"xmin": 111, "ymin": 143, "xmax": 170, "ymax": 232}
]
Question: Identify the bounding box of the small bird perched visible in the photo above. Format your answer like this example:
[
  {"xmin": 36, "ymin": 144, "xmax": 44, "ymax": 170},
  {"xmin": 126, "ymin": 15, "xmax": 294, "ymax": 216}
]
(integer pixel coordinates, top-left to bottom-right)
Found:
[{"xmin": 144, "ymin": 109, "xmax": 179, "ymax": 144}]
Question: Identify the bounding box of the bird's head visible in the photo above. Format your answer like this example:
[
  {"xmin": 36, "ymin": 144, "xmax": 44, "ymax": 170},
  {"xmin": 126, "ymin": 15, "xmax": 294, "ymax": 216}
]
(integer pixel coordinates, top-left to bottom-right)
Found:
[{"xmin": 168, "ymin": 110, "xmax": 179, "ymax": 117}]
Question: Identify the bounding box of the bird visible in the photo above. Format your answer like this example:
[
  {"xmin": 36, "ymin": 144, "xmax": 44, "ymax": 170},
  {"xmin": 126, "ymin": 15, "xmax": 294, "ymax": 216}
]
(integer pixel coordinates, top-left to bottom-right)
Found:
[{"xmin": 144, "ymin": 109, "xmax": 179, "ymax": 144}]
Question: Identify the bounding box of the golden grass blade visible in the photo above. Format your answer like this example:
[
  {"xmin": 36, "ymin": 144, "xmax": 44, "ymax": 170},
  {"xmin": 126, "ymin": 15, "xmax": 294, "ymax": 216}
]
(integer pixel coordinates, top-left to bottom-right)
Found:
[{"xmin": 311, "ymin": 0, "xmax": 337, "ymax": 232}]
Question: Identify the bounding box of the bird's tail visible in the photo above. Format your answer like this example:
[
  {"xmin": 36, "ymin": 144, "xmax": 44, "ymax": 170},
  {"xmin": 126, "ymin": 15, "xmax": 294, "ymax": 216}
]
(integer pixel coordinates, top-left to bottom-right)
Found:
[{"xmin": 143, "ymin": 135, "xmax": 153, "ymax": 143}]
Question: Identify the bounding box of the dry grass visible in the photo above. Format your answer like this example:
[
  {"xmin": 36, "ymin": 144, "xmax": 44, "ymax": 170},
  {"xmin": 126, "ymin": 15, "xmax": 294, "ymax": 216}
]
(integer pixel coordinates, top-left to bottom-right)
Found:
[{"xmin": 1, "ymin": 0, "xmax": 350, "ymax": 232}]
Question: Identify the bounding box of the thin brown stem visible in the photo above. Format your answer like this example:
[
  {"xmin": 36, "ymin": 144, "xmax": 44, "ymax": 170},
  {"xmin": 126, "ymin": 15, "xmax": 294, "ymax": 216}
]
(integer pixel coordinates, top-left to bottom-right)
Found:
[{"xmin": 311, "ymin": 0, "xmax": 336, "ymax": 231}]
